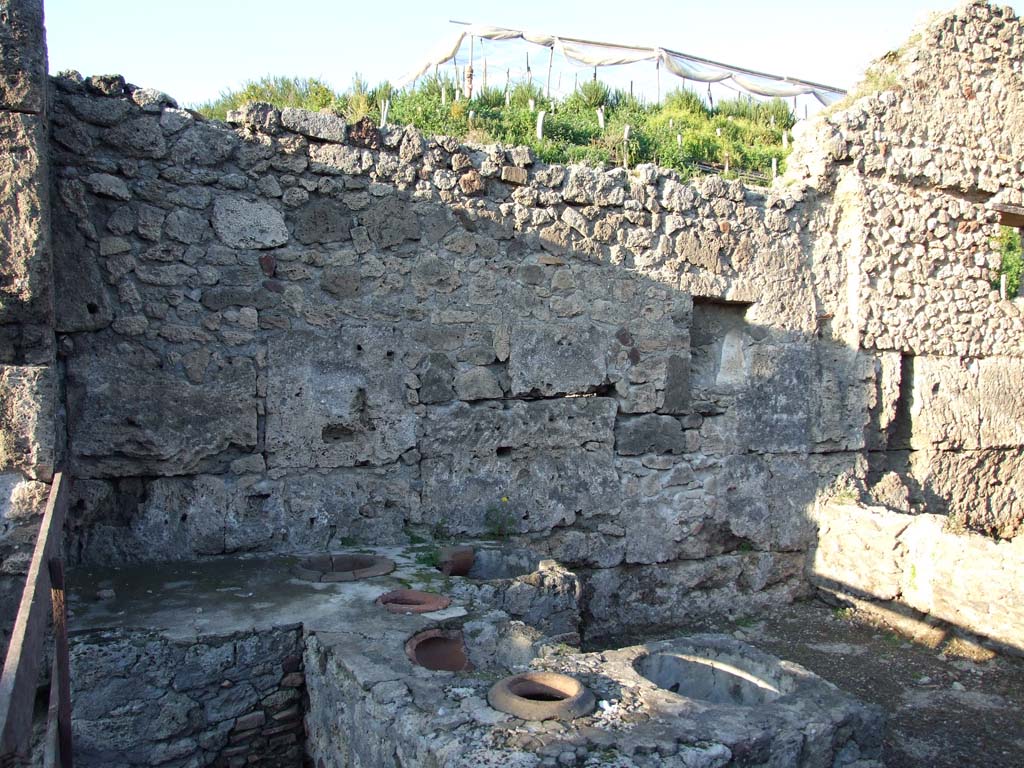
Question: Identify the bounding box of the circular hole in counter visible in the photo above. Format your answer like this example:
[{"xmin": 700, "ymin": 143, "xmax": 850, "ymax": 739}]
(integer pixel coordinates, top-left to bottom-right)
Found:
[
  {"xmin": 487, "ymin": 672, "xmax": 596, "ymax": 721},
  {"xmin": 376, "ymin": 589, "xmax": 451, "ymax": 614},
  {"xmin": 437, "ymin": 547, "xmax": 539, "ymax": 580},
  {"xmin": 405, "ymin": 629, "xmax": 472, "ymax": 672},
  {"xmin": 635, "ymin": 651, "xmax": 786, "ymax": 706},
  {"xmin": 294, "ymin": 553, "xmax": 395, "ymax": 583}
]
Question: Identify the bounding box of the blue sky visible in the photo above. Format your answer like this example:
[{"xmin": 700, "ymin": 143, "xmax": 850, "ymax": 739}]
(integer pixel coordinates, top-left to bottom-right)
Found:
[{"xmin": 44, "ymin": 1, "xmax": 1022, "ymax": 107}]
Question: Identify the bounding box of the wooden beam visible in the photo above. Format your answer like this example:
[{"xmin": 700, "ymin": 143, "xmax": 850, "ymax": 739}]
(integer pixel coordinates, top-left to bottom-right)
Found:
[
  {"xmin": 0, "ymin": 472, "xmax": 67, "ymax": 758},
  {"xmin": 993, "ymin": 203, "xmax": 1024, "ymax": 229},
  {"xmin": 47, "ymin": 559, "xmax": 72, "ymax": 768},
  {"xmin": 42, "ymin": 654, "xmax": 59, "ymax": 768}
]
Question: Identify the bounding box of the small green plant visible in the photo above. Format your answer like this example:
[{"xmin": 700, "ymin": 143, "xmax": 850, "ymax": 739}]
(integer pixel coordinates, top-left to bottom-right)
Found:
[
  {"xmin": 996, "ymin": 225, "xmax": 1022, "ymax": 297},
  {"xmin": 575, "ymin": 79, "xmax": 612, "ymax": 109},
  {"xmin": 833, "ymin": 606, "xmax": 856, "ymax": 621},
  {"xmin": 509, "ymin": 81, "xmax": 545, "ymax": 109},
  {"xmin": 414, "ymin": 549, "xmax": 441, "ymax": 569},
  {"xmin": 828, "ymin": 486, "xmax": 860, "ymax": 504},
  {"xmin": 825, "ymin": 68, "xmax": 902, "ymax": 114},
  {"xmin": 473, "ymin": 85, "xmax": 507, "ymax": 110},
  {"xmin": 406, "ymin": 530, "xmax": 427, "ymax": 546},
  {"xmin": 663, "ymin": 87, "xmax": 711, "ymax": 118},
  {"xmin": 484, "ymin": 496, "xmax": 518, "ymax": 538},
  {"xmin": 343, "ymin": 73, "xmax": 373, "ymax": 122}
]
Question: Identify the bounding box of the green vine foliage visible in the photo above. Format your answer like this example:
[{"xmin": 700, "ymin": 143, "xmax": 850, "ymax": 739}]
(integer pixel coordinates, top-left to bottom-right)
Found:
[
  {"xmin": 195, "ymin": 75, "xmax": 796, "ymax": 180},
  {"xmin": 997, "ymin": 226, "xmax": 1022, "ymax": 297}
]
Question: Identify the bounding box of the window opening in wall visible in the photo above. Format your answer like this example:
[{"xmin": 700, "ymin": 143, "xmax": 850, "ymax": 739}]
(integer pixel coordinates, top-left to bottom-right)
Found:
[
  {"xmin": 993, "ymin": 219, "xmax": 1022, "ymax": 300},
  {"xmin": 888, "ymin": 354, "xmax": 915, "ymax": 451},
  {"xmin": 689, "ymin": 298, "xmax": 754, "ymax": 396}
]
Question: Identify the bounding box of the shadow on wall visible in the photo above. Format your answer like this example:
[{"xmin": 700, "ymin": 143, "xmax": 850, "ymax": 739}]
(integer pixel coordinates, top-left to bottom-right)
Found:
[{"xmin": 37, "ymin": 77, "xmax": 1021, "ymax": 647}]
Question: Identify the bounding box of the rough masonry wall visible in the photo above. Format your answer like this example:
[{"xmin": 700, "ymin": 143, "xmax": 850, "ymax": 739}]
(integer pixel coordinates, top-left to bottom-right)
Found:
[
  {"xmin": 0, "ymin": 0, "xmax": 59, "ymax": 652},
  {"xmin": 791, "ymin": 0, "xmax": 1024, "ymax": 541},
  {"xmin": 70, "ymin": 627, "xmax": 306, "ymax": 767},
  {"xmin": 45, "ymin": 0, "xmax": 1024, "ymax": 638},
  {"xmin": 811, "ymin": 501, "xmax": 1024, "ymax": 651},
  {"xmin": 2, "ymin": 0, "xmax": 1022, "ymax": 643},
  {"xmin": 48, "ymin": 77, "xmax": 881, "ymax": 631}
]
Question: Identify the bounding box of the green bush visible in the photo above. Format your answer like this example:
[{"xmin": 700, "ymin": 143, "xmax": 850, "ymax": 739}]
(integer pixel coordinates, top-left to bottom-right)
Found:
[
  {"xmin": 997, "ymin": 225, "xmax": 1022, "ymax": 297},
  {"xmin": 572, "ymin": 79, "xmax": 612, "ymax": 109},
  {"xmin": 473, "ymin": 85, "xmax": 507, "ymax": 110},
  {"xmin": 194, "ymin": 76, "xmax": 340, "ymax": 121},
  {"xmin": 663, "ymin": 87, "xmax": 711, "ymax": 117}
]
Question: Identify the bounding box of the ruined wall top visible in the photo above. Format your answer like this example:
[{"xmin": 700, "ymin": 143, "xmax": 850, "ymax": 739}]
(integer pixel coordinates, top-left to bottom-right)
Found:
[
  {"xmin": 788, "ymin": 0, "xmax": 1024, "ymax": 206},
  {"xmin": 0, "ymin": 0, "xmax": 47, "ymax": 114}
]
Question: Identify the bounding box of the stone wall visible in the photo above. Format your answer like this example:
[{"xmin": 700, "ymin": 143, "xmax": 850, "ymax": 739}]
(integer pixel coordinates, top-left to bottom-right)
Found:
[
  {"xmin": 811, "ymin": 501, "xmax": 1024, "ymax": 652},
  {"xmin": 0, "ymin": 0, "xmax": 59, "ymax": 654},
  {"xmin": 0, "ymin": 0, "xmax": 1022, "ymax": 648},
  {"xmin": 70, "ymin": 626, "xmax": 306, "ymax": 767},
  {"xmin": 790, "ymin": 0, "xmax": 1024, "ymax": 543},
  {"xmin": 50, "ymin": 81, "xmax": 879, "ymax": 625}
]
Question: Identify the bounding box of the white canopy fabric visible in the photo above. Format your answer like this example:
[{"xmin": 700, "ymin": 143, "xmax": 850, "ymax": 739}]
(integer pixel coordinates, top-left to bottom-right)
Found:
[{"xmin": 397, "ymin": 24, "xmax": 845, "ymax": 105}]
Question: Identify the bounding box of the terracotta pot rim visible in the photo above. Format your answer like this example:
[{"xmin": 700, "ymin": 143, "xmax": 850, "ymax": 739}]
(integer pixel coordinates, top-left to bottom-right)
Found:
[
  {"xmin": 405, "ymin": 628, "xmax": 473, "ymax": 672},
  {"xmin": 294, "ymin": 552, "xmax": 395, "ymax": 583},
  {"xmin": 487, "ymin": 672, "xmax": 596, "ymax": 721},
  {"xmin": 376, "ymin": 588, "xmax": 452, "ymax": 614}
]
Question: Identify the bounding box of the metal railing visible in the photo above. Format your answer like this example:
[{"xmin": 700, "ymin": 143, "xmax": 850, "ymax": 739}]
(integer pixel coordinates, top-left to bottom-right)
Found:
[{"xmin": 0, "ymin": 471, "xmax": 72, "ymax": 767}]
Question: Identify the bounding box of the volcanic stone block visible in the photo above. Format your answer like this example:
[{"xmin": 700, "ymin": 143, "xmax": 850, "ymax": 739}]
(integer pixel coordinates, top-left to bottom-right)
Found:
[
  {"xmin": 978, "ymin": 357, "xmax": 1024, "ymax": 449},
  {"xmin": 0, "ymin": 365, "xmax": 54, "ymax": 480},
  {"xmin": 420, "ymin": 450, "xmax": 617, "ymax": 536},
  {"xmin": 908, "ymin": 448, "xmax": 1024, "ymax": 540},
  {"xmin": 0, "ymin": 111, "xmax": 52, "ymax": 340},
  {"xmin": 67, "ymin": 476, "xmax": 231, "ymax": 562},
  {"xmin": 359, "ymin": 196, "xmax": 421, "ymax": 248},
  {"xmin": 900, "ymin": 514, "xmax": 1024, "ymax": 651},
  {"xmin": 51, "ymin": 209, "xmax": 113, "ymax": 332},
  {"xmin": 265, "ymin": 329, "xmax": 416, "ymax": 468},
  {"xmin": 810, "ymin": 345, "xmax": 873, "ymax": 453},
  {"xmin": 905, "ymin": 356, "xmax": 980, "ymax": 450},
  {"xmin": 420, "ymin": 397, "xmax": 616, "ymax": 458},
  {"xmin": 0, "ymin": 0, "xmax": 47, "ymax": 113},
  {"xmin": 212, "ymin": 195, "xmax": 289, "ymax": 249},
  {"xmin": 170, "ymin": 124, "xmax": 238, "ymax": 166},
  {"xmin": 67, "ymin": 465, "xmax": 416, "ymax": 564},
  {"xmin": 276, "ymin": 466, "xmax": 417, "ymax": 549},
  {"xmin": 418, "ymin": 353, "xmax": 455, "ymax": 404},
  {"xmin": 509, "ymin": 323, "xmax": 608, "ymax": 396},
  {"xmin": 583, "ymin": 553, "xmax": 806, "ymax": 640},
  {"xmin": 280, "ymin": 108, "xmax": 347, "ymax": 142},
  {"xmin": 659, "ymin": 354, "xmax": 690, "ymax": 413},
  {"xmin": 614, "ymin": 414, "xmax": 688, "ymax": 456},
  {"xmin": 738, "ymin": 343, "xmax": 815, "ymax": 454},
  {"xmin": 292, "ymin": 198, "xmax": 352, "ymax": 244},
  {"xmin": 66, "ymin": 347, "xmax": 257, "ymax": 477},
  {"xmin": 454, "ymin": 367, "xmax": 502, "ymax": 401},
  {"xmin": 64, "ymin": 94, "xmax": 133, "ymax": 127},
  {"xmin": 101, "ymin": 116, "xmax": 167, "ymax": 158},
  {"xmin": 809, "ymin": 502, "xmax": 909, "ymax": 601}
]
